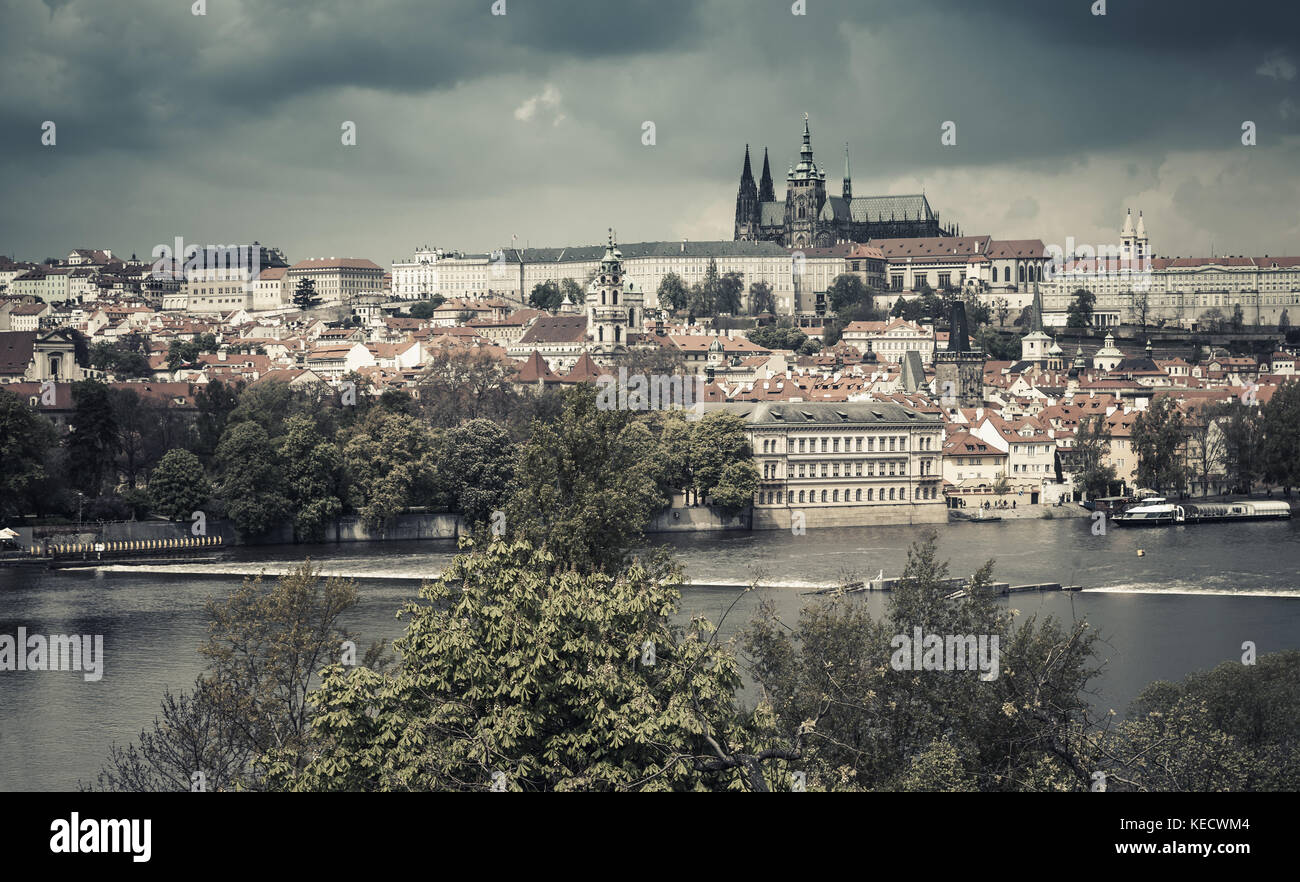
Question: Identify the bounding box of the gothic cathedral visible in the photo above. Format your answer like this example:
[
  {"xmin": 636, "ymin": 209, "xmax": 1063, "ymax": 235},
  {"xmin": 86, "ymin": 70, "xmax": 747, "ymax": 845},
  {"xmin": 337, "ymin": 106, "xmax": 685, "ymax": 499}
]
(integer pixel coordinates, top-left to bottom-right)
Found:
[{"xmin": 734, "ymin": 115, "xmax": 957, "ymax": 248}]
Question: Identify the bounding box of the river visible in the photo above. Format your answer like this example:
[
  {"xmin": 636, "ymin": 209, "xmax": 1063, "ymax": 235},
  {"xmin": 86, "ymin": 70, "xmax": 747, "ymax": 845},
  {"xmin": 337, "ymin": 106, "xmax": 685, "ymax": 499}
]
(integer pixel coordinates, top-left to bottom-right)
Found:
[{"xmin": 3, "ymin": 517, "xmax": 1299, "ymax": 791}]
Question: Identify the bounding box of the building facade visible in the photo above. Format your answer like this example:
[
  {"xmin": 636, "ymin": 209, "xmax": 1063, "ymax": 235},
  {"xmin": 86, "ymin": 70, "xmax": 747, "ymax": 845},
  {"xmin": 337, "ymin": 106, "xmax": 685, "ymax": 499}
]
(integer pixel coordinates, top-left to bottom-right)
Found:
[{"xmin": 708, "ymin": 400, "xmax": 947, "ymax": 529}]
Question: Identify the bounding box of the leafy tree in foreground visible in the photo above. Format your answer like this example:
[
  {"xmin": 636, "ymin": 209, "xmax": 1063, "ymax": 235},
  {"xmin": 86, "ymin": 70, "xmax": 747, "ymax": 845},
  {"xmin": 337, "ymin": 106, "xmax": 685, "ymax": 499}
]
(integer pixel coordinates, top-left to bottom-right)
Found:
[
  {"xmin": 266, "ymin": 539, "xmax": 796, "ymax": 792},
  {"xmin": 90, "ymin": 563, "xmax": 380, "ymax": 791},
  {"xmin": 1110, "ymin": 651, "xmax": 1300, "ymax": 791},
  {"xmin": 744, "ymin": 533, "xmax": 1100, "ymax": 791}
]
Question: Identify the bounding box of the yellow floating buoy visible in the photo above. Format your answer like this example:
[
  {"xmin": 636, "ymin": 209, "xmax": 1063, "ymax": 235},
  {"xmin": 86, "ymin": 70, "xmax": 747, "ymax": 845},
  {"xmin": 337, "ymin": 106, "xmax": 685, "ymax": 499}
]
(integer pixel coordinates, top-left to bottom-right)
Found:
[{"xmin": 1136, "ymin": 549, "xmax": 1145, "ymax": 557}]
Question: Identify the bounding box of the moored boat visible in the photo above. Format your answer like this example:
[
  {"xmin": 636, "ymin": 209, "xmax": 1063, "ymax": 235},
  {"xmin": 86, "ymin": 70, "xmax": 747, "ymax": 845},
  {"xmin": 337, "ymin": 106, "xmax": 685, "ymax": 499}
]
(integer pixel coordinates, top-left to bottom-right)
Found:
[{"xmin": 1114, "ymin": 500, "xmax": 1292, "ymax": 527}]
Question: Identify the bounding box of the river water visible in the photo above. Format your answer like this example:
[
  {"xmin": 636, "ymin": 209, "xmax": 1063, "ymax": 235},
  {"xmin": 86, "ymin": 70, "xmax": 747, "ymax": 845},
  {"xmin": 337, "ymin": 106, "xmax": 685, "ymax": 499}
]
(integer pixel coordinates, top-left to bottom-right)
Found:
[{"xmin": 3, "ymin": 517, "xmax": 1299, "ymax": 791}]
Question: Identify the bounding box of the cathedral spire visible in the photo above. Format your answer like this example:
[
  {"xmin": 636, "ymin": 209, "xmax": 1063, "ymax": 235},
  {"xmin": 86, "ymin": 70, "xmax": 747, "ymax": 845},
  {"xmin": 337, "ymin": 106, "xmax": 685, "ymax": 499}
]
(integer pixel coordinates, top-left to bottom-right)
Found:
[
  {"xmin": 740, "ymin": 144, "xmax": 754, "ymax": 185},
  {"xmin": 758, "ymin": 148, "xmax": 775, "ymax": 202},
  {"xmin": 842, "ymin": 142, "xmax": 852, "ymax": 201}
]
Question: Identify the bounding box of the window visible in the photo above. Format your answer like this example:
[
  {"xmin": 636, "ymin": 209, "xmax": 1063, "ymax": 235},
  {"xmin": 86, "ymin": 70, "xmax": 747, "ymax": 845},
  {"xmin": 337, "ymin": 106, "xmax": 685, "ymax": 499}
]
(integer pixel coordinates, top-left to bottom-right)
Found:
[
  {"xmin": 889, "ymin": 488, "xmax": 895, "ymax": 500},
  {"xmin": 798, "ymin": 490, "xmax": 805, "ymax": 503},
  {"xmin": 833, "ymin": 490, "xmax": 839, "ymax": 502},
  {"xmin": 821, "ymin": 490, "xmax": 828, "ymax": 502},
  {"xmin": 855, "ymin": 489, "xmax": 862, "ymax": 501}
]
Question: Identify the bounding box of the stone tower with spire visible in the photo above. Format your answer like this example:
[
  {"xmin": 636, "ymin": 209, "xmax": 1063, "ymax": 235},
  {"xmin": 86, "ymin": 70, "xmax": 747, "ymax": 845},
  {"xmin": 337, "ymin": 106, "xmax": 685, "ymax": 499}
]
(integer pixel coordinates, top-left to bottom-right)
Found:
[
  {"xmin": 586, "ymin": 229, "xmax": 644, "ymax": 354},
  {"xmin": 933, "ymin": 301, "xmax": 985, "ymax": 407},
  {"xmin": 783, "ymin": 114, "xmax": 828, "ymax": 249},
  {"xmin": 734, "ymin": 145, "xmax": 761, "ymax": 241}
]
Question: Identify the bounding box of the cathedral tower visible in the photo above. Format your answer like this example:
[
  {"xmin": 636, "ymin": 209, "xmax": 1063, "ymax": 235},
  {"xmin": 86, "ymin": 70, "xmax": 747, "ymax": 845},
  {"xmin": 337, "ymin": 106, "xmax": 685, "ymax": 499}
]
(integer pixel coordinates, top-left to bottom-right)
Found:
[
  {"xmin": 734, "ymin": 145, "xmax": 761, "ymax": 241},
  {"xmin": 783, "ymin": 114, "xmax": 827, "ymax": 249}
]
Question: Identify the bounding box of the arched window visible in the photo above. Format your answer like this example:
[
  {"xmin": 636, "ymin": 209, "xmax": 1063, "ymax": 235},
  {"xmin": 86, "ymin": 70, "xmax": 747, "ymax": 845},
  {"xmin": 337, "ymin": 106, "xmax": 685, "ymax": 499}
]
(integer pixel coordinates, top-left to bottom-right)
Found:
[
  {"xmin": 1018, "ymin": 264, "xmax": 1026, "ymax": 283},
  {"xmin": 889, "ymin": 488, "xmax": 895, "ymax": 500},
  {"xmin": 821, "ymin": 490, "xmax": 828, "ymax": 502},
  {"xmin": 855, "ymin": 489, "xmax": 862, "ymax": 501},
  {"xmin": 798, "ymin": 491, "xmax": 805, "ymax": 503},
  {"xmin": 833, "ymin": 490, "xmax": 839, "ymax": 502}
]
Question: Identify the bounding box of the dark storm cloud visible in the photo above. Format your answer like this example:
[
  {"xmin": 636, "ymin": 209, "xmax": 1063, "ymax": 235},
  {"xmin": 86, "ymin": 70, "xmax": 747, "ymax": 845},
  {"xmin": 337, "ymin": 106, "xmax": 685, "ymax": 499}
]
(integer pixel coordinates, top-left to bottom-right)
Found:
[{"xmin": 1, "ymin": 0, "xmax": 1297, "ymax": 259}]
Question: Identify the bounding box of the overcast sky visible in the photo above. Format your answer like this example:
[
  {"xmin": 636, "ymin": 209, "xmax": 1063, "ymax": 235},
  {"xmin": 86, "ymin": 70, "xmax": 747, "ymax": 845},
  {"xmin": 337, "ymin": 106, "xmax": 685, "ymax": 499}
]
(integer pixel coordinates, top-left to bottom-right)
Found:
[{"xmin": 4, "ymin": 0, "xmax": 1299, "ymax": 265}]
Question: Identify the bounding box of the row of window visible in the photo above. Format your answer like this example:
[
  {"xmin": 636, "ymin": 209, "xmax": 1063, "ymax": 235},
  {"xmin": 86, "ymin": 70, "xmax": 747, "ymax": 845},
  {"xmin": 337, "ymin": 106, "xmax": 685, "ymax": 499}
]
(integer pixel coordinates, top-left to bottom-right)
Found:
[
  {"xmin": 763, "ymin": 459, "xmax": 925, "ymax": 479},
  {"xmin": 757, "ymin": 485, "xmax": 941, "ymax": 505},
  {"xmin": 759, "ymin": 434, "xmax": 934, "ymax": 454}
]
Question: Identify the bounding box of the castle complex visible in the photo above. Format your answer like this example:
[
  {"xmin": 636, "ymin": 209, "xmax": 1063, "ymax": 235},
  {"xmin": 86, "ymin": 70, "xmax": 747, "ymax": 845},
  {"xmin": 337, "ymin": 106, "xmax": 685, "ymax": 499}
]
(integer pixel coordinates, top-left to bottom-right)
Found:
[{"xmin": 734, "ymin": 115, "xmax": 956, "ymax": 248}]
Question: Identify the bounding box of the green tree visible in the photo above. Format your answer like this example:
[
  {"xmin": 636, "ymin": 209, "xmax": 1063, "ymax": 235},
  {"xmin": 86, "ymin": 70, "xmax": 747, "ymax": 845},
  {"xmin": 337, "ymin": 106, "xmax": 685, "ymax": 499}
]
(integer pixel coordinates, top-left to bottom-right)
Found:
[
  {"xmin": 148, "ymin": 448, "xmax": 211, "ymax": 520},
  {"xmin": 1131, "ymin": 395, "xmax": 1187, "ymax": 494},
  {"xmin": 266, "ymin": 540, "xmax": 788, "ymax": 792},
  {"xmin": 1258, "ymin": 380, "xmax": 1300, "ymax": 493},
  {"xmin": 826, "ymin": 273, "xmax": 871, "ymax": 314},
  {"xmin": 341, "ymin": 410, "xmax": 439, "ymax": 529},
  {"xmin": 743, "ymin": 533, "xmax": 1100, "ymax": 791},
  {"xmin": 408, "ymin": 298, "xmax": 444, "ymax": 319},
  {"xmin": 215, "ymin": 421, "xmax": 290, "ymax": 537},
  {"xmin": 1071, "ymin": 415, "xmax": 1117, "ymax": 499},
  {"xmin": 707, "ymin": 459, "xmax": 759, "ymax": 513},
  {"xmin": 716, "ymin": 272, "xmax": 744, "ymax": 315},
  {"xmin": 0, "ymin": 388, "xmax": 58, "ymax": 520},
  {"xmin": 506, "ymin": 388, "xmax": 667, "ymax": 572},
  {"xmin": 193, "ymin": 379, "xmax": 242, "ymax": 460},
  {"xmin": 529, "ymin": 280, "xmax": 562, "ymax": 312},
  {"xmin": 292, "ymin": 278, "xmax": 322, "ymax": 310},
  {"xmin": 1219, "ymin": 401, "xmax": 1262, "ymax": 494},
  {"xmin": 1113, "ymin": 651, "xmax": 1300, "ymax": 791},
  {"xmin": 559, "ymin": 278, "xmax": 584, "ymax": 308},
  {"xmin": 278, "ymin": 416, "xmax": 342, "ymax": 542},
  {"xmin": 689, "ymin": 411, "xmax": 754, "ymax": 508},
  {"xmin": 747, "ymin": 324, "xmax": 808, "ymax": 352},
  {"xmin": 89, "ymin": 341, "xmax": 152, "ymax": 378},
  {"xmin": 437, "ymin": 418, "xmax": 515, "ymax": 526},
  {"xmin": 67, "ymin": 380, "xmax": 119, "ymax": 497},
  {"xmin": 748, "ymin": 280, "xmax": 775, "ymax": 315},
  {"xmin": 1066, "ymin": 288, "xmax": 1095, "ymax": 329},
  {"xmin": 658, "ymin": 272, "xmax": 689, "ymax": 313},
  {"xmin": 689, "ymin": 259, "xmax": 722, "ymax": 315}
]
